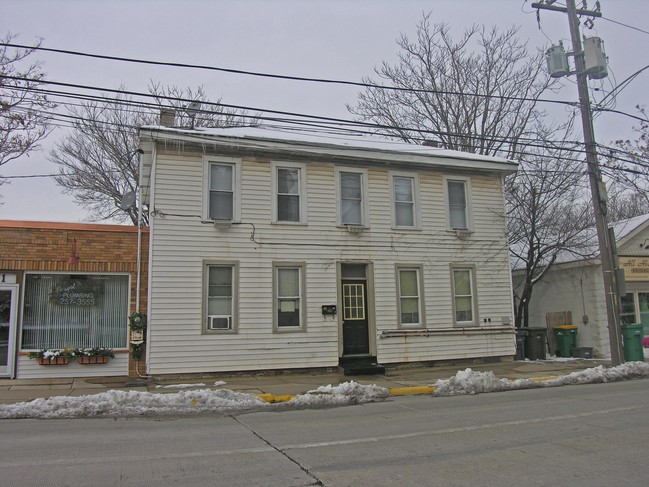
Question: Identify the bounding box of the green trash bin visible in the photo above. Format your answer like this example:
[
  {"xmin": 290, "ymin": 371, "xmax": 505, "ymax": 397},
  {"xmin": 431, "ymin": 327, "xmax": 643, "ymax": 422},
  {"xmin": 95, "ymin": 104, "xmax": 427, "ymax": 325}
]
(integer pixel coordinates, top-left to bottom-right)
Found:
[
  {"xmin": 621, "ymin": 323, "xmax": 645, "ymax": 362},
  {"xmin": 553, "ymin": 325, "xmax": 578, "ymax": 357}
]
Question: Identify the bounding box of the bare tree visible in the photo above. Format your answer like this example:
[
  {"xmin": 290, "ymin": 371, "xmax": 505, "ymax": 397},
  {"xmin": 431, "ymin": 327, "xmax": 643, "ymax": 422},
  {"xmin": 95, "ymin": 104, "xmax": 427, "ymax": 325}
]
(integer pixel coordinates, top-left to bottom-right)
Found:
[
  {"xmin": 603, "ymin": 105, "xmax": 649, "ymax": 219},
  {"xmin": 606, "ymin": 185, "xmax": 649, "ymax": 222},
  {"xmin": 50, "ymin": 84, "xmax": 249, "ymax": 224},
  {"xmin": 349, "ymin": 15, "xmax": 601, "ymax": 328},
  {"xmin": 508, "ymin": 129, "xmax": 595, "ymax": 327},
  {"xmin": 348, "ymin": 17, "xmax": 553, "ymax": 158},
  {"xmin": 50, "ymin": 90, "xmax": 148, "ymax": 225},
  {"xmin": 0, "ymin": 34, "xmax": 55, "ymax": 168}
]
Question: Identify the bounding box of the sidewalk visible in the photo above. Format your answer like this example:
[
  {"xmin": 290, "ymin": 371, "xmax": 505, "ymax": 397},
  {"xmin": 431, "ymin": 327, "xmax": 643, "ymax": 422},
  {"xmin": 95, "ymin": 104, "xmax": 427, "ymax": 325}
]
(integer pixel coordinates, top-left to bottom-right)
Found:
[{"xmin": 0, "ymin": 358, "xmax": 611, "ymax": 405}]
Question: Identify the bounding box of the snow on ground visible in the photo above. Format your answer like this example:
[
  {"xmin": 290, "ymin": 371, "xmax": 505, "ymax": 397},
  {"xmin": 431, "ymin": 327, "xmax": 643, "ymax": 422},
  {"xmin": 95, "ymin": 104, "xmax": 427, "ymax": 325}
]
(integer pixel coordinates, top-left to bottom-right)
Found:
[
  {"xmin": 0, "ymin": 363, "xmax": 648, "ymax": 419},
  {"xmin": 432, "ymin": 362, "xmax": 649, "ymax": 396},
  {"xmin": 0, "ymin": 380, "xmax": 389, "ymax": 420}
]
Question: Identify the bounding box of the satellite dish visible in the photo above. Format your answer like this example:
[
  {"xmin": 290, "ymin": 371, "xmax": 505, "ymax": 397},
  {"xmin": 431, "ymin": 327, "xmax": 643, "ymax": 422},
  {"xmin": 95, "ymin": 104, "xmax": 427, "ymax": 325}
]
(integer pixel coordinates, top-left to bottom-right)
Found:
[
  {"xmin": 119, "ymin": 190, "xmax": 136, "ymax": 210},
  {"xmin": 186, "ymin": 101, "xmax": 202, "ymax": 128}
]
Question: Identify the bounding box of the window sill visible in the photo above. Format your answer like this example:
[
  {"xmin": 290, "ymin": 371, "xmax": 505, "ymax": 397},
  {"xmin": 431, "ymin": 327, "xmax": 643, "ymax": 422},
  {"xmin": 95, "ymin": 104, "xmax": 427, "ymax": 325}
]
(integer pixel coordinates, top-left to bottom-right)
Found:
[
  {"xmin": 447, "ymin": 229, "xmax": 473, "ymax": 239},
  {"xmin": 203, "ymin": 329, "xmax": 238, "ymax": 335},
  {"xmin": 271, "ymin": 221, "xmax": 308, "ymax": 226},
  {"xmin": 392, "ymin": 226, "xmax": 422, "ymax": 232},
  {"xmin": 339, "ymin": 224, "xmax": 367, "ymax": 233},
  {"xmin": 273, "ymin": 327, "xmax": 306, "ymax": 333}
]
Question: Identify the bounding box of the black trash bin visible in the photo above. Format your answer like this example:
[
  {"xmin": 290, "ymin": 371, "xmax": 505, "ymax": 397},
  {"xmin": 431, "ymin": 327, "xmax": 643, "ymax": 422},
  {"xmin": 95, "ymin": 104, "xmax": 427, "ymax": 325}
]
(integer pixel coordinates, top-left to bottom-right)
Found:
[
  {"xmin": 525, "ymin": 327, "xmax": 548, "ymax": 360},
  {"xmin": 515, "ymin": 328, "xmax": 528, "ymax": 361}
]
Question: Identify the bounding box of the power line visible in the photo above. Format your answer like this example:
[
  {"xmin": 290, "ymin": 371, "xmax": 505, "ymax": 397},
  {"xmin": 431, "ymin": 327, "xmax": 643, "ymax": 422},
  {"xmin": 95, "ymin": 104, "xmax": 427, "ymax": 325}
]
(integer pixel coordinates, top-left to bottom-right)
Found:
[
  {"xmin": 7, "ymin": 74, "xmax": 648, "ymax": 171},
  {"xmin": 600, "ymin": 16, "xmax": 649, "ymax": 36},
  {"xmin": 14, "ymin": 84, "xmax": 649, "ymax": 171},
  {"xmin": 7, "ymin": 76, "xmax": 597, "ymax": 153},
  {"xmin": 1, "ymin": 42, "xmax": 578, "ymax": 107}
]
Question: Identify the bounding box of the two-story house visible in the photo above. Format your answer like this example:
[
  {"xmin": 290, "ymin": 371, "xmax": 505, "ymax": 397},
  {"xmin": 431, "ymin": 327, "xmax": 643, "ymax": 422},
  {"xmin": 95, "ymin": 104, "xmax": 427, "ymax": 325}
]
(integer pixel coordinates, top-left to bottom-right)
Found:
[{"xmin": 139, "ymin": 126, "xmax": 518, "ymax": 375}]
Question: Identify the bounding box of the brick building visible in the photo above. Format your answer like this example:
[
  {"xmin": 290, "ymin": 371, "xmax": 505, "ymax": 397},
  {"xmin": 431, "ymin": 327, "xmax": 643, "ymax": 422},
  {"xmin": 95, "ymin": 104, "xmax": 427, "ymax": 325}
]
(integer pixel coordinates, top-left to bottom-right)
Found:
[{"xmin": 0, "ymin": 221, "xmax": 148, "ymax": 379}]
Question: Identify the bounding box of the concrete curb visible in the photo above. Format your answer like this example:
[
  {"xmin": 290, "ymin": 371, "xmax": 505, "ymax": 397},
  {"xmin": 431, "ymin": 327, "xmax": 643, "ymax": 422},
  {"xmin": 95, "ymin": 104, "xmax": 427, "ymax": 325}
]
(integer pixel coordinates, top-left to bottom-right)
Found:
[{"xmin": 254, "ymin": 377, "xmax": 566, "ymax": 403}]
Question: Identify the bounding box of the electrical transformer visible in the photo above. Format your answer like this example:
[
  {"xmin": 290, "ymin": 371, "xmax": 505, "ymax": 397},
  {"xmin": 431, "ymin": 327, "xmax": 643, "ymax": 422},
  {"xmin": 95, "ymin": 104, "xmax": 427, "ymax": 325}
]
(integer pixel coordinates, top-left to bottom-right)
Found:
[
  {"xmin": 546, "ymin": 44, "xmax": 569, "ymax": 78},
  {"xmin": 584, "ymin": 37, "xmax": 608, "ymax": 79}
]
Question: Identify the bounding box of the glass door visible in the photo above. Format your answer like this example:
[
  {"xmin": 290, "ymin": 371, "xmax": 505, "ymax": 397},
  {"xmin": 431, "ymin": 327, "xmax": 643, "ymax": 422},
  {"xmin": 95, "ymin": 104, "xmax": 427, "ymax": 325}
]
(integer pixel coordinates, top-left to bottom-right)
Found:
[{"xmin": 0, "ymin": 285, "xmax": 18, "ymax": 378}]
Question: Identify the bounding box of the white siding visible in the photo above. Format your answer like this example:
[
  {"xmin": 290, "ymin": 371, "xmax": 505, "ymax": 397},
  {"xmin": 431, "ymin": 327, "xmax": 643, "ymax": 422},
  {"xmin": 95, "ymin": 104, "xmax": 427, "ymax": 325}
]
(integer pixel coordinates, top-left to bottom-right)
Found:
[
  {"xmin": 518, "ymin": 224, "xmax": 649, "ymax": 360},
  {"xmin": 147, "ymin": 150, "xmax": 515, "ymax": 374},
  {"xmin": 517, "ymin": 264, "xmax": 610, "ymax": 358}
]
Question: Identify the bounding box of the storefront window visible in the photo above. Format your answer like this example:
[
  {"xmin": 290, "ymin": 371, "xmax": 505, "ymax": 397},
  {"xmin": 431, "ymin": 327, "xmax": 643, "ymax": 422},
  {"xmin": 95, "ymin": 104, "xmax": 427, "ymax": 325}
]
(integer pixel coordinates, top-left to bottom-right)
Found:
[
  {"xmin": 21, "ymin": 274, "xmax": 129, "ymax": 350},
  {"xmin": 638, "ymin": 293, "xmax": 649, "ymax": 328},
  {"xmin": 620, "ymin": 293, "xmax": 636, "ymax": 325}
]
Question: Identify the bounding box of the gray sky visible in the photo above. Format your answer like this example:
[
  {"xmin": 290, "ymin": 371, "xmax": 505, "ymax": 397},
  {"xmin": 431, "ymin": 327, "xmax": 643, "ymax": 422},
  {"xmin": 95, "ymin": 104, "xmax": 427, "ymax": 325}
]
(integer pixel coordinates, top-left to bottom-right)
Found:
[{"xmin": 1, "ymin": 0, "xmax": 648, "ymax": 223}]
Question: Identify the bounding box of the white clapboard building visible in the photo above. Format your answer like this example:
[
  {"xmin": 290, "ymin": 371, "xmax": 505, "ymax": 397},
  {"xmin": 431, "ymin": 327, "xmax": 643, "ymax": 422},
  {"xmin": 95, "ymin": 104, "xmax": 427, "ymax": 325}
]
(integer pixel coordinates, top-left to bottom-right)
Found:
[{"xmin": 139, "ymin": 126, "xmax": 518, "ymax": 375}]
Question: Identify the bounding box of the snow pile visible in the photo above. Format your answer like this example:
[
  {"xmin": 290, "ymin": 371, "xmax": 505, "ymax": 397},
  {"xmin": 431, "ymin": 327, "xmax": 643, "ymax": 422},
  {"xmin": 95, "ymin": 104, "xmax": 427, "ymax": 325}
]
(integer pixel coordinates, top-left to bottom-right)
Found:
[
  {"xmin": 0, "ymin": 388, "xmax": 268, "ymax": 419},
  {"xmin": 542, "ymin": 362, "xmax": 649, "ymax": 386},
  {"xmin": 432, "ymin": 362, "xmax": 649, "ymax": 396},
  {"xmin": 1, "ymin": 365, "xmax": 647, "ymax": 419},
  {"xmin": 433, "ymin": 369, "xmax": 533, "ymax": 396},
  {"xmin": 0, "ymin": 381, "xmax": 387, "ymax": 419},
  {"xmin": 292, "ymin": 381, "xmax": 389, "ymax": 408}
]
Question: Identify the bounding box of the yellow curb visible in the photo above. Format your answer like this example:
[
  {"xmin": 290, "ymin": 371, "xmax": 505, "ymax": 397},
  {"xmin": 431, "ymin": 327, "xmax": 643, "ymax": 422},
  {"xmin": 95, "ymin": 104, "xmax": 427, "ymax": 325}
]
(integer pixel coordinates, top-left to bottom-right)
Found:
[
  {"xmin": 257, "ymin": 393, "xmax": 295, "ymax": 403},
  {"xmin": 529, "ymin": 376, "xmax": 561, "ymax": 383},
  {"xmin": 389, "ymin": 386, "xmax": 436, "ymax": 396}
]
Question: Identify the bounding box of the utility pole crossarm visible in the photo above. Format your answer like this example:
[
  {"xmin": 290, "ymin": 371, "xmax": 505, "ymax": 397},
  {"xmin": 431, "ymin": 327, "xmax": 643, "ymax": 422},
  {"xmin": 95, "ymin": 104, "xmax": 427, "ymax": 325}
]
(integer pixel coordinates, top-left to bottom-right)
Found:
[{"xmin": 531, "ymin": 2, "xmax": 602, "ymax": 17}]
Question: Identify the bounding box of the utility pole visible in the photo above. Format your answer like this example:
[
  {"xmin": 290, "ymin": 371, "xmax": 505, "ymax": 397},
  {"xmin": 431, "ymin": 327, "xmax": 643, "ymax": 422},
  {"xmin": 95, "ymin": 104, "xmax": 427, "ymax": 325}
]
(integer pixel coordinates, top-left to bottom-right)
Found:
[{"xmin": 532, "ymin": 0, "xmax": 624, "ymax": 365}]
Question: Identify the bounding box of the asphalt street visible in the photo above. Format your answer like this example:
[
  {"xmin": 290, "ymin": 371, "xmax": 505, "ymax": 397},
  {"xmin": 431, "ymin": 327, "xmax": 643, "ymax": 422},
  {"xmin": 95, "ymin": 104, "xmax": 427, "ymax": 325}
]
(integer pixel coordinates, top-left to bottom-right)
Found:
[{"xmin": 0, "ymin": 378, "xmax": 647, "ymax": 486}]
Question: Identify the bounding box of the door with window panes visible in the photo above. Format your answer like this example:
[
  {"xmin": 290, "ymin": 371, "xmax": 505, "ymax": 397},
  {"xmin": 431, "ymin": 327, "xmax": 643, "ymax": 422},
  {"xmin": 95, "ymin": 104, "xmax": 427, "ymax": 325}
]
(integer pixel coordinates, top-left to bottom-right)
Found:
[
  {"xmin": 0, "ymin": 285, "xmax": 18, "ymax": 378},
  {"xmin": 341, "ymin": 264, "xmax": 370, "ymax": 356}
]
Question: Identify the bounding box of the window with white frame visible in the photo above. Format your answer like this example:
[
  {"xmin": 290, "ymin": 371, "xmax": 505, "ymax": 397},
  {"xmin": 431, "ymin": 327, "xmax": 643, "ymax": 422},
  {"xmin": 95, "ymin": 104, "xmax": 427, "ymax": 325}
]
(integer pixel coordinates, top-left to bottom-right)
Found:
[
  {"xmin": 272, "ymin": 162, "xmax": 306, "ymax": 223},
  {"xmin": 452, "ymin": 267, "xmax": 476, "ymax": 325},
  {"xmin": 337, "ymin": 168, "xmax": 367, "ymax": 226},
  {"xmin": 397, "ymin": 267, "xmax": 423, "ymax": 326},
  {"xmin": 392, "ymin": 174, "xmax": 418, "ymax": 228},
  {"xmin": 21, "ymin": 273, "xmax": 129, "ymax": 350},
  {"xmin": 446, "ymin": 177, "xmax": 471, "ymax": 230},
  {"xmin": 205, "ymin": 157, "xmax": 240, "ymax": 221},
  {"xmin": 274, "ymin": 264, "xmax": 305, "ymax": 331},
  {"xmin": 206, "ymin": 264, "xmax": 237, "ymax": 332}
]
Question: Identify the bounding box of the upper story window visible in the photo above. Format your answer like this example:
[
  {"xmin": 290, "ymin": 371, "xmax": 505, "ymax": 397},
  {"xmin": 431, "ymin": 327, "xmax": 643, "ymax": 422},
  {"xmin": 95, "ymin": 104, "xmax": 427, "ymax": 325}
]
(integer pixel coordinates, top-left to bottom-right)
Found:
[
  {"xmin": 336, "ymin": 167, "xmax": 368, "ymax": 227},
  {"xmin": 204, "ymin": 156, "xmax": 241, "ymax": 221},
  {"xmin": 272, "ymin": 161, "xmax": 307, "ymax": 224},
  {"xmin": 451, "ymin": 266, "xmax": 477, "ymax": 325},
  {"xmin": 391, "ymin": 173, "xmax": 419, "ymax": 229},
  {"xmin": 444, "ymin": 176, "xmax": 472, "ymax": 231}
]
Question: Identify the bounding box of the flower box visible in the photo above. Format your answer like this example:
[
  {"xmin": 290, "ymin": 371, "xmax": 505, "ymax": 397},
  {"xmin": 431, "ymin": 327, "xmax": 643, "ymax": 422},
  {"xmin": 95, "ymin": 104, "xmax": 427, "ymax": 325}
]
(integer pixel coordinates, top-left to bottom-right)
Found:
[
  {"xmin": 36, "ymin": 356, "xmax": 69, "ymax": 365},
  {"xmin": 77, "ymin": 355, "xmax": 110, "ymax": 365}
]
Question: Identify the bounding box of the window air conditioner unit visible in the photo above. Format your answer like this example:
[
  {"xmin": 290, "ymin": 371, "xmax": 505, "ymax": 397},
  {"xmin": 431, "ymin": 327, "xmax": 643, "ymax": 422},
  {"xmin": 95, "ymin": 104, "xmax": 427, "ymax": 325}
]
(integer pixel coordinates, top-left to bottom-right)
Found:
[
  {"xmin": 344, "ymin": 223, "xmax": 364, "ymax": 233},
  {"xmin": 211, "ymin": 219, "xmax": 232, "ymax": 230},
  {"xmin": 453, "ymin": 229, "xmax": 471, "ymax": 239},
  {"xmin": 207, "ymin": 315, "xmax": 231, "ymax": 330}
]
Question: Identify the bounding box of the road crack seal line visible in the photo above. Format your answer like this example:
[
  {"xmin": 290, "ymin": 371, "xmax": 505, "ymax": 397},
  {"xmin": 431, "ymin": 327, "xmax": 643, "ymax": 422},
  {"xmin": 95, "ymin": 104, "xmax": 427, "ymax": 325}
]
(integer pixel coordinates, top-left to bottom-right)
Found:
[{"xmin": 233, "ymin": 416, "xmax": 325, "ymax": 486}]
